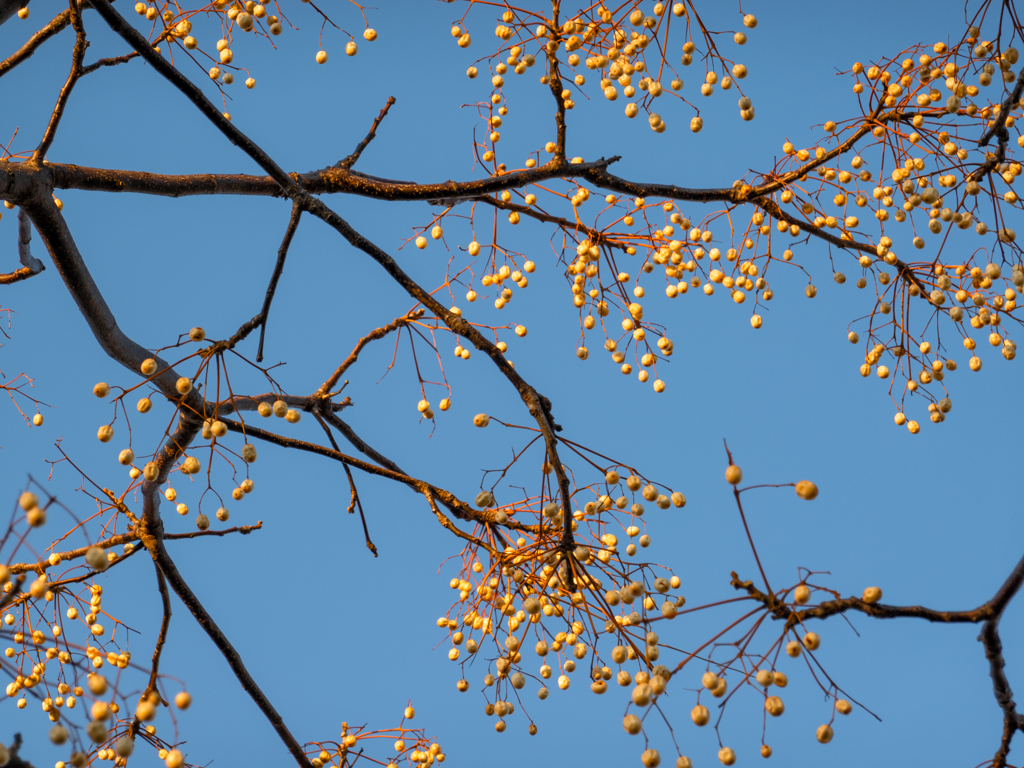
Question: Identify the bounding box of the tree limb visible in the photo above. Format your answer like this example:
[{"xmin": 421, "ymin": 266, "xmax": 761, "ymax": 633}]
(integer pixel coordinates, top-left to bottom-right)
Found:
[{"xmin": 0, "ymin": 7, "xmax": 70, "ymax": 78}]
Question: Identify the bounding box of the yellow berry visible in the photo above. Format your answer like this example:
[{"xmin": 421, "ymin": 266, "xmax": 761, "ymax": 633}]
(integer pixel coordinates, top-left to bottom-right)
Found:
[
  {"xmin": 795, "ymin": 480, "xmax": 818, "ymax": 500},
  {"xmin": 690, "ymin": 704, "xmax": 709, "ymax": 725}
]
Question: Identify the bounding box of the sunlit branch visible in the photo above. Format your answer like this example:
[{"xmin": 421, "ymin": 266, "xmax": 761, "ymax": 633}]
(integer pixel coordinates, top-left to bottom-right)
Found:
[
  {"xmin": 335, "ymin": 95, "xmax": 396, "ymax": 170},
  {"xmin": 87, "ymin": 0, "xmax": 581, "ymax": 582},
  {"xmin": 33, "ymin": 0, "xmax": 88, "ymax": 163},
  {"xmin": 0, "ymin": 8, "xmax": 71, "ymax": 78}
]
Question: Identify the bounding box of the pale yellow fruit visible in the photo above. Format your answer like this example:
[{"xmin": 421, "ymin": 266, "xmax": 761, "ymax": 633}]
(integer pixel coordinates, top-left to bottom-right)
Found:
[
  {"xmin": 862, "ymin": 586, "xmax": 882, "ymax": 604},
  {"xmin": 691, "ymin": 704, "xmax": 710, "ymax": 725},
  {"xmin": 795, "ymin": 480, "xmax": 818, "ymax": 500}
]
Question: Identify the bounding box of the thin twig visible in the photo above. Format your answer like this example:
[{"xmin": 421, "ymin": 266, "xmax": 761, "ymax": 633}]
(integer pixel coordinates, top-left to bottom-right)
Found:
[
  {"xmin": 5, "ymin": 522, "xmax": 263, "ymax": 575},
  {"xmin": 148, "ymin": 538, "xmax": 313, "ymax": 768},
  {"xmin": 81, "ymin": 49, "xmax": 140, "ymax": 75},
  {"xmin": 343, "ymin": 461, "xmax": 377, "ymax": 556},
  {"xmin": 316, "ymin": 310, "xmax": 422, "ymax": 396},
  {"xmin": 129, "ymin": 561, "xmax": 172, "ymax": 738},
  {"xmin": 34, "ymin": 0, "xmax": 88, "ymax": 162},
  {"xmin": 312, "ymin": 408, "xmax": 377, "ymax": 556},
  {"xmin": 335, "ymin": 96, "xmax": 395, "ymax": 170},
  {"xmin": 220, "ymin": 416, "xmax": 533, "ymax": 530},
  {"xmin": 227, "ymin": 200, "xmax": 303, "ymax": 360},
  {"xmin": 319, "ymin": 410, "xmax": 406, "ymax": 476},
  {"xmin": 0, "ymin": 8, "xmax": 72, "ymax": 78}
]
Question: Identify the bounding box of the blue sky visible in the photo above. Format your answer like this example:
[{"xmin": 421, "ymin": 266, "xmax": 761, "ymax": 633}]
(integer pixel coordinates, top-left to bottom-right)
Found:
[{"xmin": 2, "ymin": 2, "xmax": 1022, "ymax": 768}]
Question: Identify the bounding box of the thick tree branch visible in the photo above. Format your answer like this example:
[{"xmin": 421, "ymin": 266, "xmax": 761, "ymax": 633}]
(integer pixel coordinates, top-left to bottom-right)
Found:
[
  {"xmin": 0, "ymin": 733, "xmax": 34, "ymax": 768},
  {"xmin": 44, "ymin": 157, "xmax": 612, "ymax": 201}
]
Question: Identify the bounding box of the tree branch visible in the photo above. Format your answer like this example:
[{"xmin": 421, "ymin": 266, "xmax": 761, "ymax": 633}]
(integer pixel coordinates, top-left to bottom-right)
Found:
[
  {"xmin": 981, "ymin": 617, "xmax": 1024, "ymax": 768},
  {"xmin": 734, "ymin": 548, "xmax": 1024, "ymax": 767},
  {"xmin": 219, "ymin": 416, "xmax": 535, "ymax": 531},
  {"xmin": 147, "ymin": 537, "xmax": 313, "ymax": 768},
  {"xmin": 227, "ymin": 200, "xmax": 302, "ymax": 361},
  {"xmin": 1, "ymin": 208, "xmax": 45, "ymax": 284},
  {"xmin": 87, "ymin": 0, "xmax": 579, "ymax": 579},
  {"xmin": 34, "ymin": 0, "xmax": 88, "ymax": 162},
  {"xmin": 128, "ymin": 561, "xmax": 172, "ymax": 738},
  {"xmin": 80, "ymin": 48, "xmax": 139, "ymax": 75},
  {"xmin": 0, "ymin": 8, "xmax": 71, "ymax": 78},
  {"xmin": 335, "ymin": 95, "xmax": 395, "ymax": 170},
  {"xmin": 315, "ymin": 310, "xmax": 422, "ymax": 397}
]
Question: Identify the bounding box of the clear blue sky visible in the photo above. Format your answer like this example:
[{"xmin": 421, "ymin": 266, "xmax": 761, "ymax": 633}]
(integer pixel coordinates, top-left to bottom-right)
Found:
[{"xmin": 2, "ymin": 2, "xmax": 1021, "ymax": 768}]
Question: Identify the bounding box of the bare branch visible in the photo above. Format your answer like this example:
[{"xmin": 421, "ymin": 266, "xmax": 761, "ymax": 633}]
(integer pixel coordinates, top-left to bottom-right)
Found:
[
  {"xmin": 128, "ymin": 561, "xmax": 173, "ymax": 739},
  {"xmin": 34, "ymin": 0, "xmax": 88, "ymax": 162},
  {"xmin": 146, "ymin": 537, "xmax": 313, "ymax": 768},
  {"xmin": 227, "ymin": 200, "xmax": 303, "ymax": 361},
  {"xmin": 316, "ymin": 310, "xmax": 423, "ymax": 396},
  {"xmin": 335, "ymin": 96, "xmax": 395, "ymax": 170},
  {"xmin": 0, "ymin": 208, "xmax": 45, "ymax": 284},
  {"xmin": 981, "ymin": 618, "xmax": 1024, "ymax": 768},
  {"xmin": 84, "ymin": 0, "xmax": 579, "ymax": 562},
  {"xmin": 0, "ymin": 8, "xmax": 71, "ymax": 78},
  {"xmin": 5, "ymin": 523, "xmax": 262, "ymax": 576},
  {"xmin": 219, "ymin": 416, "xmax": 532, "ymax": 531},
  {"xmin": 80, "ymin": 49, "xmax": 140, "ymax": 76}
]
